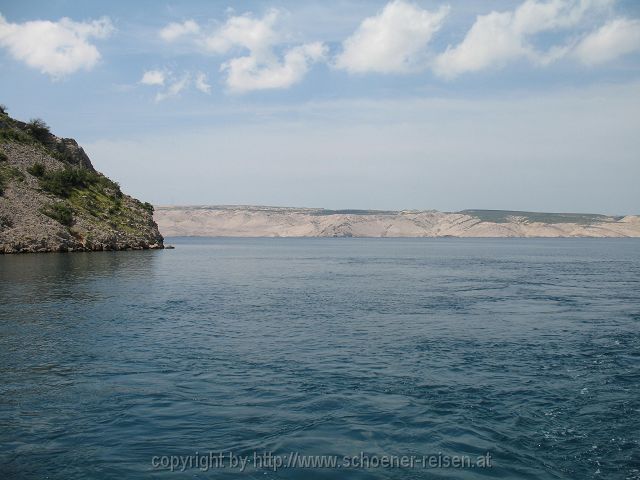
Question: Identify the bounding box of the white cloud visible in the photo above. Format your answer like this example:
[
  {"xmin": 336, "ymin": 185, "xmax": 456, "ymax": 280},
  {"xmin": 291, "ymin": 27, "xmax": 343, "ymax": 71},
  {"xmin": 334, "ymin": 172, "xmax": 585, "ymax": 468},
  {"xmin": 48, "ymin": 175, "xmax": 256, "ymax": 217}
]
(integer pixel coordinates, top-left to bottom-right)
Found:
[
  {"xmin": 573, "ymin": 17, "xmax": 640, "ymax": 65},
  {"xmin": 195, "ymin": 72, "xmax": 212, "ymax": 94},
  {"xmin": 434, "ymin": 10, "xmax": 528, "ymax": 78},
  {"xmin": 203, "ymin": 9, "xmax": 326, "ymax": 92},
  {"xmin": 203, "ymin": 9, "xmax": 280, "ymax": 58},
  {"xmin": 223, "ymin": 42, "xmax": 327, "ymax": 93},
  {"xmin": 131, "ymin": 1, "xmax": 640, "ymax": 95},
  {"xmin": 433, "ymin": 0, "xmax": 613, "ymax": 78},
  {"xmin": 159, "ymin": 20, "xmax": 200, "ymax": 42},
  {"xmin": 155, "ymin": 74, "xmax": 190, "ymax": 102},
  {"xmin": 335, "ymin": 0, "xmax": 449, "ymax": 74},
  {"xmin": 0, "ymin": 14, "xmax": 113, "ymax": 78},
  {"xmin": 140, "ymin": 69, "xmax": 165, "ymax": 86},
  {"xmin": 139, "ymin": 70, "xmax": 210, "ymax": 101}
]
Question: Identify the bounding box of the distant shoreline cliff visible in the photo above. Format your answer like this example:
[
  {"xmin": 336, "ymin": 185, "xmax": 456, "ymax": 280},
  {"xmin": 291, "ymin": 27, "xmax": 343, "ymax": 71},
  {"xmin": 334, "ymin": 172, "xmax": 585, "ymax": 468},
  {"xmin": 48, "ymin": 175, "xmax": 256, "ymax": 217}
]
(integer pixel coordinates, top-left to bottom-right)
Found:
[
  {"xmin": 154, "ymin": 205, "xmax": 640, "ymax": 238},
  {"xmin": 0, "ymin": 108, "xmax": 163, "ymax": 253}
]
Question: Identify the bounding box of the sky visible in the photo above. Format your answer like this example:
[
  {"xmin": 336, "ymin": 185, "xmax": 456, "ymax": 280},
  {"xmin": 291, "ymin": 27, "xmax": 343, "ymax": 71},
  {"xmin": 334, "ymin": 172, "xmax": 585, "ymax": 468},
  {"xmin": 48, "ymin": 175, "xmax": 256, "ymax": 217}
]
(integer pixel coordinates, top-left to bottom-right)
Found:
[{"xmin": 0, "ymin": 0, "xmax": 639, "ymax": 214}]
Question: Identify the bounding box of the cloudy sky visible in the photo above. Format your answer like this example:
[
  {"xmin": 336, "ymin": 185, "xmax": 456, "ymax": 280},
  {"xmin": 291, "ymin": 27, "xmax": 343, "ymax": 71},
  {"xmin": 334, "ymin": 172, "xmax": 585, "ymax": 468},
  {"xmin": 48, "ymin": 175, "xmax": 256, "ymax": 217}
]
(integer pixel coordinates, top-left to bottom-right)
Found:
[{"xmin": 1, "ymin": 0, "xmax": 639, "ymax": 213}]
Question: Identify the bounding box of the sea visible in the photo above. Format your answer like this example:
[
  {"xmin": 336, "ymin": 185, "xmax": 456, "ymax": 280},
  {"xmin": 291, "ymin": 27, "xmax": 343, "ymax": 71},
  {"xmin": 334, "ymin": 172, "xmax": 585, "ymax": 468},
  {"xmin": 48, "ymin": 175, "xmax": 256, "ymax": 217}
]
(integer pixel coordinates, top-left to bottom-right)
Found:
[{"xmin": 1, "ymin": 238, "xmax": 639, "ymax": 479}]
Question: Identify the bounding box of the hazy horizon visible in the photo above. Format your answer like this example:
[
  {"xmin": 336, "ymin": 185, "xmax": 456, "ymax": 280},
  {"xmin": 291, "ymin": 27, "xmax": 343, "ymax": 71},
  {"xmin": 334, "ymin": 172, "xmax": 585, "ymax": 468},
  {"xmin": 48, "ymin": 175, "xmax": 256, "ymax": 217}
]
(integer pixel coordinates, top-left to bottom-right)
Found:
[
  {"xmin": 1, "ymin": 0, "xmax": 639, "ymax": 215},
  {"xmin": 153, "ymin": 204, "xmax": 637, "ymax": 216}
]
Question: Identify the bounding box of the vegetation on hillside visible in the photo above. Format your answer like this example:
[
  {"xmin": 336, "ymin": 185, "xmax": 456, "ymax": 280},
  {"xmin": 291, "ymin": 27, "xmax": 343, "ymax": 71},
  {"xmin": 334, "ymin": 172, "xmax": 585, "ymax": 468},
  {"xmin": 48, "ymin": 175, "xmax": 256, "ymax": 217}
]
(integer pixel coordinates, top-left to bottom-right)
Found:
[
  {"xmin": 26, "ymin": 162, "xmax": 45, "ymax": 177},
  {"xmin": 41, "ymin": 202, "xmax": 74, "ymax": 226},
  {"xmin": 0, "ymin": 164, "xmax": 24, "ymax": 196},
  {"xmin": 38, "ymin": 166, "xmax": 120, "ymax": 198},
  {"xmin": 29, "ymin": 163, "xmax": 149, "ymax": 233},
  {"xmin": 312, "ymin": 209, "xmax": 398, "ymax": 216},
  {"xmin": 460, "ymin": 209, "xmax": 621, "ymax": 224},
  {"xmin": 26, "ymin": 118, "xmax": 51, "ymax": 143},
  {"xmin": 0, "ymin": 126, "xmax": 33, "ymax": 145},
  {"xmin": 0, "ymin": 108, "xmax": 83, "ymax": 164}
]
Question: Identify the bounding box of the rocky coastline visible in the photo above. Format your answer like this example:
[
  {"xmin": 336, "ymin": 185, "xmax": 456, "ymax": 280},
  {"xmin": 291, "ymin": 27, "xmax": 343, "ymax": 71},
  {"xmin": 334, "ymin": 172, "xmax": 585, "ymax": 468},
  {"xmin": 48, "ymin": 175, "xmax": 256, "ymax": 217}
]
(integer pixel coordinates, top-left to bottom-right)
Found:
[{"xmin": 0, "ymin": 109, "xmax": 163, "ymax": 254}]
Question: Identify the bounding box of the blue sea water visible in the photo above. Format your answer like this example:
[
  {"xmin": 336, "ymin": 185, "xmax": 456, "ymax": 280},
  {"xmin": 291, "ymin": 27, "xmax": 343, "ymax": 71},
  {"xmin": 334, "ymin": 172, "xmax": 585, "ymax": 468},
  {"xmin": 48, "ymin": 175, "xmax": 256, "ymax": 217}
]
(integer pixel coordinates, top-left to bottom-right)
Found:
[{"xmin": 1, "ymin": 238, "xmax": 639, "ymax": 479}]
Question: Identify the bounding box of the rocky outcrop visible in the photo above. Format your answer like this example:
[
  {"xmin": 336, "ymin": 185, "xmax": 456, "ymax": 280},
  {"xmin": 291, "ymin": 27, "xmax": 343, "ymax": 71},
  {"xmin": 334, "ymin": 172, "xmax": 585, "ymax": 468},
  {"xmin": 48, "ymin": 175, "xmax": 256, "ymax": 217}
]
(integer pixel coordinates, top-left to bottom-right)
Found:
[
  {"xmin": 56, "ymin": 137, "xmax": 94, "ymax": 170},
  {"xmin": 154, "ymin": 205, "xmax": 640, "ymax": 238},
  {"xmin": 0, "ymin": 111, "xmax": 163, "ymax": 253}
]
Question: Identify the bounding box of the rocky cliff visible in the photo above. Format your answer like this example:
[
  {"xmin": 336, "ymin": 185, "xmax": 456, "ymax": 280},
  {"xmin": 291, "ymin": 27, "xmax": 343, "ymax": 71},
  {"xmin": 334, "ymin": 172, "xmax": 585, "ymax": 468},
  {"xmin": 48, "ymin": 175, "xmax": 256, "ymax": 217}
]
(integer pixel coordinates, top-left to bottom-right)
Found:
[
  {"xmin": 154, "ymin": 205, "xmax": 640, "ymax": 238},
  {"xmin": 0, "ymin": 109, "xmax": 163, "ymax": 253}
]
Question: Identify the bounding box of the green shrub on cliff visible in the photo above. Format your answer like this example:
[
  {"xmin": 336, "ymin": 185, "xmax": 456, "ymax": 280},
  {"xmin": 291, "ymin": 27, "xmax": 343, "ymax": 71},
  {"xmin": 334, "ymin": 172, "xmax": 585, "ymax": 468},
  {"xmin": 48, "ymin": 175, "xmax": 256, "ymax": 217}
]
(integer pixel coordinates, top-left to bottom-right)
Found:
[
  {"xmin": 0, "ymin": 128, "xmax": 32, "ymax": 145},
  {"xmin": 39, "ymin": 167, "xmax": 119, "ymax": 198},
  {"xmin": 0, "ymin": 165, "xmax": 25, "ymax": 196},
  {"xmin": 0, "ymin": 151, "xmax": 7, "ymax": 162},
  {"xmin": 27, "ymin": 118, "xmax": 51, "ymax": 143},
  {"xmin": 27, "ymin": 163, "xmax": 45, "ymax": 177},
  {"xmin": 40, "ymin": 167, "xmax": 91, "ymax": 196},
  {"xmin": 41, "ymin": 202, "xmax": 73, "ymax": 226},
  {"xmin": 0, "ymin": 214, "xmax": 12, "ymax": 229}
]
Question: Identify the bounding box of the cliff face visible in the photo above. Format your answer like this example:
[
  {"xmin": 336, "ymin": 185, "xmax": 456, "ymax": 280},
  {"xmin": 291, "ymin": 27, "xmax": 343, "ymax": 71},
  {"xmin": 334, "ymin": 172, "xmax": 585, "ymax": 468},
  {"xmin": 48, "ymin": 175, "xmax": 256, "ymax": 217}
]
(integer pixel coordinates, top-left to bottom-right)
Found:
[
  {"xmin": 154, "ymin": 205, "xmax": 640, "ymax": 238},
  {"xmin": 0, "ymin": 110, "xmax": 163, "ymax": 253}
]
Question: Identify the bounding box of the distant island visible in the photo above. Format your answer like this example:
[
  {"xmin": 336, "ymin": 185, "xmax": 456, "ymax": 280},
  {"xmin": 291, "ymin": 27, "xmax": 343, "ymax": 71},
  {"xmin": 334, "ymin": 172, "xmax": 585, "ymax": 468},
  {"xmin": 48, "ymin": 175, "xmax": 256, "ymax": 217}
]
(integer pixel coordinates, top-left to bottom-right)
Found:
[
  {"xmin": 155, "ymin": 205, "xmax": 640, "ymax": 238},
  {"xmin": 0, "ymin": 108, "xmax": 163, "ymax": 253}
]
